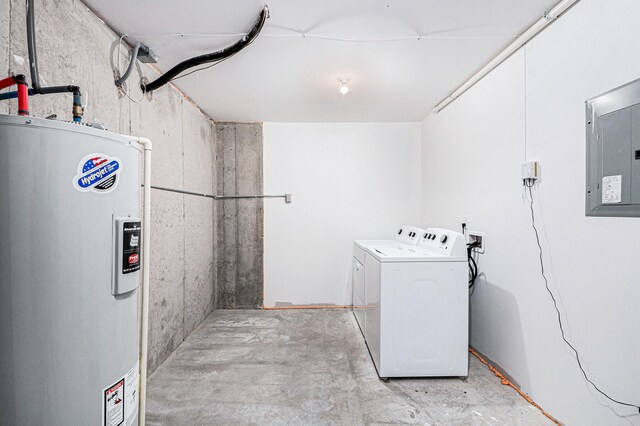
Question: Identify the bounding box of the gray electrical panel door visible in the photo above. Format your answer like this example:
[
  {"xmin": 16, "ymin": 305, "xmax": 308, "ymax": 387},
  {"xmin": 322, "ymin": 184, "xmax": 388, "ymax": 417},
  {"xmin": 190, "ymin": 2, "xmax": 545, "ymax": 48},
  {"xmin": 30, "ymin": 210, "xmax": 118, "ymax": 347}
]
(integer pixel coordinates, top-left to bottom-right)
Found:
[
  {"xmin": 586, "ymin": 78, "xmax": 640, "ymax": 217},
  {"xmin": 600, "ymin": 109, "xmax": 631, "ymax": 204}
]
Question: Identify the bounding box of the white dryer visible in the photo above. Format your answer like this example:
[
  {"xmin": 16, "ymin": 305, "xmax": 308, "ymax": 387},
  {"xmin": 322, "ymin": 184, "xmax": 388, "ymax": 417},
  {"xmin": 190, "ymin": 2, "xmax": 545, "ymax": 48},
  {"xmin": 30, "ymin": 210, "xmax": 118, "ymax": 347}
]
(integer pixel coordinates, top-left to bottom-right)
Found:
[
  {"xmin": 353, "ymin": 228, "xmax": 468, "ymax": 378},
  {"xmin": 352, "ymin": 225, "xmax": 424, "ymax": 335}
]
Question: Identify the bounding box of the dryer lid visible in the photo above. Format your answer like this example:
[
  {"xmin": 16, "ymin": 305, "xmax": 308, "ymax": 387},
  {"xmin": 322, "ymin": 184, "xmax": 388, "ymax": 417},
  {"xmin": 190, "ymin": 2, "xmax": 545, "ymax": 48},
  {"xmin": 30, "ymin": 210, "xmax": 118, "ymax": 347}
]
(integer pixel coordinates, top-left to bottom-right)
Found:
[{"xmin": 368, "ymin": 245, "xmax": 465, "ymax": 262}]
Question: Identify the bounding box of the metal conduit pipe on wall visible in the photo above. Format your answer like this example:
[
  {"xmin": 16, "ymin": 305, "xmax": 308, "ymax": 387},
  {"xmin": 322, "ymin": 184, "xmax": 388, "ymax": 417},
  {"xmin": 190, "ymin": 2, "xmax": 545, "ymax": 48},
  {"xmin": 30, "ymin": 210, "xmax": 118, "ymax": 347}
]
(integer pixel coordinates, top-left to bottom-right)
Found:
[
  {"xmin": 433, "ymin": 0, "xmax": 581, "ymax": 113},
  {"xmin": 146, "ymin": 184, "xmax": 292, "ymax": 203}
]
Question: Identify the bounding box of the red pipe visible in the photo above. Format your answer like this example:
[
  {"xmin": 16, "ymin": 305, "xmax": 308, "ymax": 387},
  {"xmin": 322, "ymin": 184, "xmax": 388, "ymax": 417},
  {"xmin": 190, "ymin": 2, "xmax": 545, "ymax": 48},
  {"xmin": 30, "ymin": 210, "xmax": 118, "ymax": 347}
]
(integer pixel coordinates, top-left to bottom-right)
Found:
[
  {"xmin": 0, "ymin": 76, "xmax": 16, "ymax": 90},
  {"xmin": 17, "ymin": 82, "xmax": 29, "ymax": 116},
  {"xmin": 0, "ymin": 75, "xmax": 30, "ymax": 116}
]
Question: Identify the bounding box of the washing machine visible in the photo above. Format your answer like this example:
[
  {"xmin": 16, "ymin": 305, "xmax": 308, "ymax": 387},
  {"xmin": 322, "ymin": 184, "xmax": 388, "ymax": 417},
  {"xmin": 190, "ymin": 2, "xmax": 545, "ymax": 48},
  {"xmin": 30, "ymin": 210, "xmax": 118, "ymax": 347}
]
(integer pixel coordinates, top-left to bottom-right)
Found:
[
  {"xmin": 352, "ymin": 225, "xmax": 424, "ymax": 335},
  {"xmin": 353, "ymin": 228, "xmax": 468, "ymax": 378}
]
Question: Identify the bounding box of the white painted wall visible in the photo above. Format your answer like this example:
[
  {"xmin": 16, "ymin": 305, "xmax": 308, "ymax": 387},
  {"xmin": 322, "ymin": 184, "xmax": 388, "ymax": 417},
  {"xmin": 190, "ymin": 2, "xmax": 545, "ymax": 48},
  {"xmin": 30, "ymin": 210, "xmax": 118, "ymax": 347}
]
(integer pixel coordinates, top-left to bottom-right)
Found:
[
  {"xmin": 421, "ymin": 0, "xmax": 640, "ymax": 424},
  {"xmin": 263, "ymin": 122, "xmax": 421, "ymax": 307}
]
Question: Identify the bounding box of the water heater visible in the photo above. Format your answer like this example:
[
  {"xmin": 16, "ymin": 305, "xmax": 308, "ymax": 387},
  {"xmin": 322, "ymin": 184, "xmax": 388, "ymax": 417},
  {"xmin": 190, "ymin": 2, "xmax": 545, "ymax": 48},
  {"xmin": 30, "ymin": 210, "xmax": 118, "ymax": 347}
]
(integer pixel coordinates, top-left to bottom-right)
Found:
[{"xmin": 0, "ymin": 114, "xmax": 140, "ymax": 425}]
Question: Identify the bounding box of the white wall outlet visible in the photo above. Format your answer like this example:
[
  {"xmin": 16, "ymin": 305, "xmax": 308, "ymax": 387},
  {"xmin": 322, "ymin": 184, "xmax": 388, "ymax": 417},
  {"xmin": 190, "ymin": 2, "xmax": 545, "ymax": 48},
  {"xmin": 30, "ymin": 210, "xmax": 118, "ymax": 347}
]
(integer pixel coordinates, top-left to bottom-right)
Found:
[
  {"xmin": 468, "ymin": 231, "xmax": 485, "ymax": 253},
  {"xmin": 521, "ymin": 161, "xmax": 539, "ymax": 181}
]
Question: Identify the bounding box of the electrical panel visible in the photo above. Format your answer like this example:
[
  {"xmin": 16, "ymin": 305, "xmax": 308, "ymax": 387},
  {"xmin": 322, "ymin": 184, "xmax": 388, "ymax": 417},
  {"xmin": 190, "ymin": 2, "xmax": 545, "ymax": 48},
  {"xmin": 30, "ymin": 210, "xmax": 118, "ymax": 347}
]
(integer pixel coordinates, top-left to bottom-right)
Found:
[{"xmin": 585, "ymin": 78, "xmax": 640, "ymax": 217}]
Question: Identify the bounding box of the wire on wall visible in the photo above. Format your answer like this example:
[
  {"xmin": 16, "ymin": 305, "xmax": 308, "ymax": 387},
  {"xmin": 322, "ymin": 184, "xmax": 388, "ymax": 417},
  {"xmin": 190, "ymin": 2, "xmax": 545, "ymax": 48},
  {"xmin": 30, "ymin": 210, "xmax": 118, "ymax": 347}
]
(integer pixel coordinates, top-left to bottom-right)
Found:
[
  {"xmin": 525, "ymin": 179, "xmax": 640, "ymax": 414},
  {"xmin": 116, "ymin": 34, "xmax": 146, "ymax": 104}
]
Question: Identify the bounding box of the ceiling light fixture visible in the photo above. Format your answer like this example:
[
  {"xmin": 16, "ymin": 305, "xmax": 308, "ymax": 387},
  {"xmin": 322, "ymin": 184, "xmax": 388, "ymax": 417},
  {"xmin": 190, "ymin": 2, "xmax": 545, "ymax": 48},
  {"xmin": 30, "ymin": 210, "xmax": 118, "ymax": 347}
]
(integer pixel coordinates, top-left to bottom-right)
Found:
[{"xmin": 338, "ymin": 77, "xmax": 350, "ymax": 95}]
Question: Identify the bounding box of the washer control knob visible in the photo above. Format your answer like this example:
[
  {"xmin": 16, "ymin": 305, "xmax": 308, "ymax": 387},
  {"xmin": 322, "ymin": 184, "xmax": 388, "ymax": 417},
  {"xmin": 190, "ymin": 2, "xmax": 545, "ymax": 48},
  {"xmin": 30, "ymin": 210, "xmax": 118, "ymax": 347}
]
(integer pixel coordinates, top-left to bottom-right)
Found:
[{"xmin": 440, "ymin": 234, "xmax": 448, "ymax": 244}]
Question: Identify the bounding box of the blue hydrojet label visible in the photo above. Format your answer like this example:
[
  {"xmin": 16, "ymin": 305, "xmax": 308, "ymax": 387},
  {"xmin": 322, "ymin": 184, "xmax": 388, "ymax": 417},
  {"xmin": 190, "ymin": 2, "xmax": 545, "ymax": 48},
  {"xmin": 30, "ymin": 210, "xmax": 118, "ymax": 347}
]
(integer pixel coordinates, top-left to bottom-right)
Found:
[{"xmin": 72, "ymin": 154, "xmax": 122, "ymax": 193}]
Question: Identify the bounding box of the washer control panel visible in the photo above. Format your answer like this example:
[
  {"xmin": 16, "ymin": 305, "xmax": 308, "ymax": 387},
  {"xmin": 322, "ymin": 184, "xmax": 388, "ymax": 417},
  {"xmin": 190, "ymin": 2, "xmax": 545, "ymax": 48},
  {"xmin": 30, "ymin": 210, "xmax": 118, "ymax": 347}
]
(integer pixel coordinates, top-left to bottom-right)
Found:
[{"xmin": 418, "ymin": 228, "xmax": 466, "ymax": 257}]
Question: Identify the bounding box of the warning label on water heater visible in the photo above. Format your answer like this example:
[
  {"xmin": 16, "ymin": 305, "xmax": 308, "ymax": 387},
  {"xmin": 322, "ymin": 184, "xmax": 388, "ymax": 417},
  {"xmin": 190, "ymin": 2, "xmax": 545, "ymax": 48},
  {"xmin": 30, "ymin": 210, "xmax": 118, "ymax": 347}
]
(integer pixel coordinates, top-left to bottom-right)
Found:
[
  {"xmin": 122, "ymin": 221, "xmax": 141, "ymax": 274},
  {"xmin": 72, "ymin": 153, "xmax": 122, "ymax": 194},
  {"xmin": 103, "ymin": 361, "xmax": 139, "ymax": 426},
  {"xmin": 104, "ymin": 379, "xmax": 125, "ymax": 426}
]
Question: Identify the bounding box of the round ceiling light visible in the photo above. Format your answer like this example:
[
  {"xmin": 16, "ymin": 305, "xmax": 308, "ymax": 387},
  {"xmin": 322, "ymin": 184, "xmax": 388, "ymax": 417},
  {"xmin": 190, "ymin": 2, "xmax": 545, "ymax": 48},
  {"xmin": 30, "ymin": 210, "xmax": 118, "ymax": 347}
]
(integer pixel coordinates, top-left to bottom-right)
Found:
[{"xmin": 338, "ymin": 77, "xmax": 350, "ymax": 95}]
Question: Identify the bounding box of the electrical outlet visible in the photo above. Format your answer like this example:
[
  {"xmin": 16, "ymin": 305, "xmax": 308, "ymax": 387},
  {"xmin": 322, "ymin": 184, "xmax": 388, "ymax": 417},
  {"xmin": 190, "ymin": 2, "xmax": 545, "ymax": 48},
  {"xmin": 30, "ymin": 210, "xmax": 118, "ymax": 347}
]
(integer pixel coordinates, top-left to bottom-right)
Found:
[
  {"xmin": 468, "ymin": 231, "xmax": 485, "ymax": 253},
  {"xmin": 521, "ymin": 161, "xmax": 539, "ymax": 181},
  {"xmin": 461, "ymin": 216, "xmax": 470, "ymax": 235}
]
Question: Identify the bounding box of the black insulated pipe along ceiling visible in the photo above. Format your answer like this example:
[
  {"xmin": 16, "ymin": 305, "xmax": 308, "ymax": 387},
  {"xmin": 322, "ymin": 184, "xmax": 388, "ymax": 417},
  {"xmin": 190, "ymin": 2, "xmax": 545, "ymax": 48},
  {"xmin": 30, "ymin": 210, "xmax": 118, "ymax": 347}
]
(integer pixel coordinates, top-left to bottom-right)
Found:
[{"xmin": 142, "ymin": 5, "xmax": 269, "ymax": 93}]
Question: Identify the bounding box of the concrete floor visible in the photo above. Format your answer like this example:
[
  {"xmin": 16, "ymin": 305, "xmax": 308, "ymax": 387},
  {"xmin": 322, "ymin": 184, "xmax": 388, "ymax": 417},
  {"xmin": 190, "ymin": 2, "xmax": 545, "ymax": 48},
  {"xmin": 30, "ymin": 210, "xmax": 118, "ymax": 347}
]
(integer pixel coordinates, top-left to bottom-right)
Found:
[{"xmin": 146, "ymin": 309, "xmax": 553, "ymax": 425}]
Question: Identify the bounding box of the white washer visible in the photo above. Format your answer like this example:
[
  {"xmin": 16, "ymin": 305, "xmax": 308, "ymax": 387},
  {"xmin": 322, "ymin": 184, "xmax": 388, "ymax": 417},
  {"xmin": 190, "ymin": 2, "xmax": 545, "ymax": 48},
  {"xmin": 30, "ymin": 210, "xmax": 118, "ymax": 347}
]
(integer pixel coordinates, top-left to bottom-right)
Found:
[{"xmin": 353, "ymin": 228, "xmax": 468, "ymax": 378}]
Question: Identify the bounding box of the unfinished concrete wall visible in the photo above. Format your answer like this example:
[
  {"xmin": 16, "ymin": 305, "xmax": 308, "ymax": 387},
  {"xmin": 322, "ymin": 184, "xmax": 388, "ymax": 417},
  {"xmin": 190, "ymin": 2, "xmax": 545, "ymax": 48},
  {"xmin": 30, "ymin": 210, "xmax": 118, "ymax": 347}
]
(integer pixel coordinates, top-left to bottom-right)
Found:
[
  {"xmin": 0, "ymin": 0, "xmax": 11, "ymax": 115},
  {"xmin": 215, "ymin": 123, "xmax": 264, "ymax": 309},
  {"xmin": 4, "ymin": 0, "xmax": 216, "ymax": 374}
]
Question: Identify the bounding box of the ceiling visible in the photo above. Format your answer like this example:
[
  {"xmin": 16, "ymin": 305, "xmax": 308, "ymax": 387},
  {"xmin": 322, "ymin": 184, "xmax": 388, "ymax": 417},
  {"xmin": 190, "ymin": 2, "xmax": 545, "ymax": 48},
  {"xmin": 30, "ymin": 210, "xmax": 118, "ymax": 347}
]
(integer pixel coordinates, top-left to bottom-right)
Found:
[{"xmin": 84, "ymin": 0, "xmax": 559, "ymax": 122}]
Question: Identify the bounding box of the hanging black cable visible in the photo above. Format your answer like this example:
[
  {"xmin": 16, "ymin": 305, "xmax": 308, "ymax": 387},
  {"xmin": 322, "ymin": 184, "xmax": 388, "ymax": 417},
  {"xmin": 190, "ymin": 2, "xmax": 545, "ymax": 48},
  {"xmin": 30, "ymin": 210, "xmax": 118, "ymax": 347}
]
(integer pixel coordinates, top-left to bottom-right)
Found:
[
  {"xmin": 142, "ymin": 5, "xmax": 269, "ymax": 93},
  {"xmin": 467, "ymin": 242, "xmax": 480, "ymax": 289},
  {"xmin": 526, "ymin": 180, "xmax": 640, "ymax": 413},
  {"xmin": 168, "ymin": 49, "xmax": 239, "ymax": 83}
]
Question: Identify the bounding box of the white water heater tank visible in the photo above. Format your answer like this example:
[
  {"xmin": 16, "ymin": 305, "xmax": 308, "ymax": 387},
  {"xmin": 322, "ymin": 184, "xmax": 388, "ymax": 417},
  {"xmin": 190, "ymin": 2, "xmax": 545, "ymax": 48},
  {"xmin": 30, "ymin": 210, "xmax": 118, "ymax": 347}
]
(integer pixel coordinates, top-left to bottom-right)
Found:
[{"xmin": 0, "ymin": 114, "xmax": 140, "ymax": 425}]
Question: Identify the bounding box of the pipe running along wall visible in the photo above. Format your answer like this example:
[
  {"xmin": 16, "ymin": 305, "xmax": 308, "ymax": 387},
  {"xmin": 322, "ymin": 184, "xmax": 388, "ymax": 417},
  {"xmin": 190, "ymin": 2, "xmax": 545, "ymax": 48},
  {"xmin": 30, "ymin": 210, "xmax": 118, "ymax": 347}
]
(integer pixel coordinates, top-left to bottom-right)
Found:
[
  {"xmin": 141, "ymin": 5, "xmax": 269, "ymax": 93},
  {"xmin": 120, "ymin": 135, "xmax": 152, "ymax": 426}
]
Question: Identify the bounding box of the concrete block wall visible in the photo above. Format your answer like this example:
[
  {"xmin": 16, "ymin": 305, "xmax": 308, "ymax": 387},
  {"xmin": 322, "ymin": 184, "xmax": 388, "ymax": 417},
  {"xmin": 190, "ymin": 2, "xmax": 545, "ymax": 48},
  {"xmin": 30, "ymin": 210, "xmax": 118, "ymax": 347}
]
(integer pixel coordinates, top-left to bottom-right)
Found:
[
  {"xmin": 215, "ymin": 123, "xmax": 264, "ymax": 309},
  {"xmin": 2, "ymin": 0, "xmax": 216, "ymax": 374}
]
